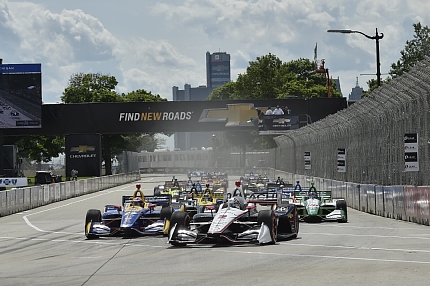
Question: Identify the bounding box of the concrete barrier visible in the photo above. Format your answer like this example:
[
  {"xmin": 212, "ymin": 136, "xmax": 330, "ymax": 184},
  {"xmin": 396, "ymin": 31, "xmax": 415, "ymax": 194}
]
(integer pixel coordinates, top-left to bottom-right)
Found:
[{"xmin": 0, "ymin": 172, "xmax": 140, "ymax": 217}]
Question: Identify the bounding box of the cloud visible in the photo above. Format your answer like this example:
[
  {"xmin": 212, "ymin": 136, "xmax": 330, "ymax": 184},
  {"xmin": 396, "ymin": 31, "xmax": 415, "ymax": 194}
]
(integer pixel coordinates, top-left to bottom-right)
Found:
[
  {"xmin": 0, "ymin": 0, "xmax": 429, "ymax": 105},
  {"xmin": 5, "ymin": 3, "xmax": 117, "ymax": 64},
  {"xmin": 115, "ymin": 37, "xmax": 201, "ymax": 99}
]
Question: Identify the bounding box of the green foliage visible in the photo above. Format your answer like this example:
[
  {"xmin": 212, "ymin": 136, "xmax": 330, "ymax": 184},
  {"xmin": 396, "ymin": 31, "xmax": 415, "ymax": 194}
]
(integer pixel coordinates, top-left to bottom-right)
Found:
[
  {"xmin": 389, "ymin": 22, "xmax": 430, "ymax": 78},
  {"xmin": 365, "ymin": 22, "xmax": 430, "ymax": 93},
  {"xmin": 122, "ymin": 89, "xmax": 167, "ymax": 102},
  {"xmin": 207, "ymin": 82, "xmax": 236, "ymax": 100},
  {"xmin": 62, "ymin": 72, "xmax": 168, "ymax": 175},
  {"xmin": 62, "ymin": 73, "xmax": 121, "ymax": 103},
  {"xmin": 207, "ymin": 54, "xmax": 342, "ymax": 152},
  {"xmin": 4, "ymin": 135, "xmax": 64, "ymax": 162},
  {"xmin": 208, "ymin": 54, "xmax": 341, "ymax": 100}
]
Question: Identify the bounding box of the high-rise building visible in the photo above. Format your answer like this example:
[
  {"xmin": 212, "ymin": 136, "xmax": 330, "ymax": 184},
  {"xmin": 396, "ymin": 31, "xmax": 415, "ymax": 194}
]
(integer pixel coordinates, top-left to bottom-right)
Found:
[
  {"xmin": 206, "ymin": 51, "xmax": 231, "ymax": 88},
  {"xmin": 173, "ymin": 51, "xmax": 231, "ymax": 151},
  {"xmin": 349, "ymin": 77, "xmax": 363, "ymax": 102},
  {"xmin": 172, "ymin": 84, "xmax": 213, "ymax": 101}
]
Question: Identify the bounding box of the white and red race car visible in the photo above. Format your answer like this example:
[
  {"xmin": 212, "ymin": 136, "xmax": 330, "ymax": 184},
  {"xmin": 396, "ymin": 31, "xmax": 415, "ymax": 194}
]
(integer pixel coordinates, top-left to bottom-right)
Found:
[{"xmin": 167, "ymin": 187, "xmax": 299, "ymax": 246}]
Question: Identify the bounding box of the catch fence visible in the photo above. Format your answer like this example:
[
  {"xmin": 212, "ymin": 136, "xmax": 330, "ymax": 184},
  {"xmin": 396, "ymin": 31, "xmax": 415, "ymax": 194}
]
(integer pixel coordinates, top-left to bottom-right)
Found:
[{"xmin": 271, "ymin": 56, "xmax": 430, "ymax": 186}]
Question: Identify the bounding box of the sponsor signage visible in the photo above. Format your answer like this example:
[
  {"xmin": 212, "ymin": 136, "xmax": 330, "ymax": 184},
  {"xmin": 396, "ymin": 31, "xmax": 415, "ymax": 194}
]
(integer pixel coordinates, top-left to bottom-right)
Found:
[
  {"xmin": 404, "ymin": 133, "xmax": 419, "ymax": 172},
  {"xmin": 0, "ymin": 177, "xmax": 28, "ymax": 187},
  {"xmin": 304, "ymin": 151, "xmax": 311, "ymax": 170},
  {"xmin": 3, "ymin": 98, "xmax": 348, "ymax": 136},
  {"xmin": 66, "ymin": 134, "xmax": 101, "ymax": 177},
  {"xmin": 337, "ymin": 148, "xmax": 346, "ymax": 172},
  {"xmin": 258, "ymin": 115, "xmax": 300, "ymax": 134}
]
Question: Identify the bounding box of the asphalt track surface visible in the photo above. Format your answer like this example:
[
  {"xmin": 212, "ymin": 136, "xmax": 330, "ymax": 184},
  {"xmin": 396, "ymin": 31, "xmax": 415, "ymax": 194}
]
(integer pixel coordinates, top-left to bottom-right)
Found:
[{"xmin": 1, "ymin": 174, "xmax": 430, "ymax": 286}]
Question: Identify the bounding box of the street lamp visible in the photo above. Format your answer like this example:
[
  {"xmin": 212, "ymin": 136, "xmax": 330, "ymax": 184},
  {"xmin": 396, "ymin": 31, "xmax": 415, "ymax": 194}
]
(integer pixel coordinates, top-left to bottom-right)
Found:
[{"xmin": 327, "ymin": 28, "xmax": 384, "ymax": 87}]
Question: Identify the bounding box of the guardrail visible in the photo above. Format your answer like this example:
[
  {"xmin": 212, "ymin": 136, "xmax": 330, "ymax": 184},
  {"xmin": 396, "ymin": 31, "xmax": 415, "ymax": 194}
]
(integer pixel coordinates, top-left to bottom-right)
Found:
[
  {"xmin": 0, "ymin": 171, "xmax": 140, "ymax": 217},
  {"xmin": 272, "ymin": 170, "xmax": 430, "ymax": 226}
]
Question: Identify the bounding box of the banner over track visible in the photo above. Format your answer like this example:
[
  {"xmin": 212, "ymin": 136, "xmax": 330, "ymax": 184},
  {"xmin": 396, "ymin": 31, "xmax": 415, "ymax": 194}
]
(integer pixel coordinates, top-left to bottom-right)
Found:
[{"xmin": 4, "ymin": 98, "xmax": 346, "ymax": 136}]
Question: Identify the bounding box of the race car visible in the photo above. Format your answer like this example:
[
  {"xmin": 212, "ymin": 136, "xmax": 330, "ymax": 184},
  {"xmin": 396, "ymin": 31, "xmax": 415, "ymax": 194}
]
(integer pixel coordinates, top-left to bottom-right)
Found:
[
  {"xmin": 191, "ymin": 184, "xmax": 224, "ymax": 210},
  {"xmin": 187, "ymin": 170, "xmax": 205, "ymax": 178},
  {"xmin": 85, "ymin": 184, "xmax": 175, "ymax": 238},
  {"xmin": 292, "ymin": 181, "xmax": 348, "ymax": 223},
  {"xmin": 259, "ymin": 182, "xmax": 295, "ymax": 201},
  {"xmin": 167, "ymin": 186, "xmax": 299, "ymax": 246},
  {"xmin": 154, "ymin": 180, "xmax": 186, "ymax": 201}
]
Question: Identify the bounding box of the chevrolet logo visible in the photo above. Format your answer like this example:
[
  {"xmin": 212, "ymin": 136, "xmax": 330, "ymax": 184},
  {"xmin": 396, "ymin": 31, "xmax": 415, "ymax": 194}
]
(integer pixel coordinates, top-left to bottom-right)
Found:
[
  {"xmin": 198, "ymin": 103, "xmax": 263, "ymax": 127},
  {"xmin": 70, "ymin": 145, "xmax": 95, "ymax": 153}
]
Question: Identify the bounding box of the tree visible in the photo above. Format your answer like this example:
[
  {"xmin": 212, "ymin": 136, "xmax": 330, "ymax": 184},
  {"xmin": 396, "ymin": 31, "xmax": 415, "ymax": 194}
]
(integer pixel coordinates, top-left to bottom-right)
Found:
[
  {"xmin": 207, "ymin": 54, "xmax": 341, "ymax": 156},
  {"xmin": 364, "ymin": 22, "xmax": 430, "ymax": 94},
  {"xmin": 208, "ymin": 54, "xmax": 341, "ymax": 100},
  {"xmin": 62, "ymin": 73, "xmax": 167, "ymax": 175},
  {"xmin": 4, "ymin": 135, "xmax": 64, "ymax": 163},
  {"xmin": 122, "ymin": 89, "xmax": 166, "ymax": 102},
  {"xmin": 390, "ymin": 22, "xmax": 430, "ymax": 78},
  {"xmin": 62, "ymin": 73, "xmax": 120, "ymax": 103},
  {"xmin": 207, "ymin": 82, "xmax": 236, "ymax": 100}
]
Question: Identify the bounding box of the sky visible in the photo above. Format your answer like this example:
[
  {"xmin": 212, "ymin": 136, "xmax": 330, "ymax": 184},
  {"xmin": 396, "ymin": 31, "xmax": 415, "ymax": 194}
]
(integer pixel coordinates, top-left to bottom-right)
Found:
[
  {"xmin": 2, "ymin": 0, "xmax": 429, "ymax": 103},
  {"xmin": 1, "ymin": 0, "xmax": 429, "ymax": 149}
]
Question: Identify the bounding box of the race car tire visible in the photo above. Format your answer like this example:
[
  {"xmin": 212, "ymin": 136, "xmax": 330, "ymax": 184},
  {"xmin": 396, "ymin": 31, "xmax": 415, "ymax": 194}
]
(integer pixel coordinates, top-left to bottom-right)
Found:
[
  {"xmin": 85, "ymin": 209, "xmax": 102, "ymax": 239},
  {"xmin": 169, "ymin": 211, "xmax": 190, "ymax": 246},
  {"xmin": 257, "ymin": 210, "xmax": 277, "ymax": 244},
  {"xmin": 160, "ymin": 206, "xmax": 174, "ymax": 220},
  {"xmin": 292, "ymin": 205, "xmax": 299, "ymax": 238},
  {"xmin": 336, "ymin": 200, "xmax": 348, "ymax": 223}
]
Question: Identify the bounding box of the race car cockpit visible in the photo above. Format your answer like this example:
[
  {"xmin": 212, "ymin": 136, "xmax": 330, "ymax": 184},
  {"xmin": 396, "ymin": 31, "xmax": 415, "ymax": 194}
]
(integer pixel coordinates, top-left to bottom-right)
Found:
[
  {"xmin": 308, "ymin": 191, "xmax": 317, "ymax": 199},
  {"xmin": 131, "ymin": 198, "xmax": 144, "ymax": 207}
]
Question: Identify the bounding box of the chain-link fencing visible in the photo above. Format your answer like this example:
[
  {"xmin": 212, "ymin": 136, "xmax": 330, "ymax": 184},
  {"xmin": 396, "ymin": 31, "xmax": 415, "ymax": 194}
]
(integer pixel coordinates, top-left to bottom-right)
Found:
[{"xmin": 270, "ymin": 56, "xmax": 430, "ymax": 186}]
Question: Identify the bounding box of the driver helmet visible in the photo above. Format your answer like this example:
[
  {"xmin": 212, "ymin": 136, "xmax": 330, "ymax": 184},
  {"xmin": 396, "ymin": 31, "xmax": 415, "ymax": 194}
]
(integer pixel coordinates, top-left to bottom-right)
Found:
[
  {"xmin": 206, "ymin": 183, "xmax": 210, "ymax": 188},
  {"xmin": 235, "ymin": 181, "xmax": 241, "ymax": 187},
  {"xmin": 227, "ymin": 198, "xmax": 238, "ymax": 208},
  {"xmin": 308, "ymin": 192, "xmax": 317, "ymax": 199},
  {"xmin": 135, "ymin": 184, "xmax": 141, "ymax": 190},
  {"xmin": 132, "ymin": 197, "xmax": 143, "ymax": 207}
]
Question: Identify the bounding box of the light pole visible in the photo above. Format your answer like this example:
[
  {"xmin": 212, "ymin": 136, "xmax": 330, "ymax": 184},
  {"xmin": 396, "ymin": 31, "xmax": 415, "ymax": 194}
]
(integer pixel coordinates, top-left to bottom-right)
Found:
[{"xmin": 327, "ymin": 28, "xmax": 384, "ymax": 87}]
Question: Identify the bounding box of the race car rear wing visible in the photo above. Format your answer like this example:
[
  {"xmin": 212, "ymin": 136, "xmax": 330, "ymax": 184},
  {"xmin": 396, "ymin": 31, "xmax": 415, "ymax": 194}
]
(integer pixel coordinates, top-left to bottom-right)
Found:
[
  {"xmin": 247, "ymin": 191, "xmax": 283, "ymax": 206},
  {"xmin": 293, "ymin": 181, "xmax": 332, "ymax": 201},
  {"xmin": 193, "ymin": 191, "xmax": 225, "ymax": 202},
  {"xmin": 266, "ymin": 182, "xmax": 294, "ymax": 189},
  {"xmin": 122, "ymin": 194, "xmax": 172, "ymax": 206}
]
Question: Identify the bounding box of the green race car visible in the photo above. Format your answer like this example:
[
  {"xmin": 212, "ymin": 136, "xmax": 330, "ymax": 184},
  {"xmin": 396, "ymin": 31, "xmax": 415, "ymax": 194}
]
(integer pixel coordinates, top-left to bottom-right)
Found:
[{"xmin": 292, "ymin": 182, "xmax": 347, "ymax": 223}]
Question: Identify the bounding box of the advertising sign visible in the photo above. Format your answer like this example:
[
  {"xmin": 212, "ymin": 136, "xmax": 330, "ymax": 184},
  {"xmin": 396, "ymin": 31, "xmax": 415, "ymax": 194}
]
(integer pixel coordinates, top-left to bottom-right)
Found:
[
  {"xmin": 304, "ymin": 151, "xmax": 311, "ymax": 170},
  {"xmin": 66, "ymin": 134, "xmax": 101, "ymax": 177},
  {"xmin": 404, "ymin": 133, "xmax": 419, "ymax": 171},
  {"xmin": 4, "ymin": 98, "xmax": 348, "ymax": 136},
  {"xmin": 258, "ymin": 115, "xmax": 300, "ymax": 134},
  {"xmin": 337, "ymin": 148, "xmax": 346, "ymax": 172},
  {"xmin": 0, "ymin": 177, "xmax": 28, "ymax": 187}
]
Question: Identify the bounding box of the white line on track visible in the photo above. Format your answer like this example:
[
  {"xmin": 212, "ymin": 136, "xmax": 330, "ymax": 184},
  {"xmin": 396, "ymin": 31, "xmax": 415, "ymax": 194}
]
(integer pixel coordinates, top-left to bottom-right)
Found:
[
  {"xmin": 0, "ymin": 235, "xmax": 429, "ymax": 265},
  {"xmin": 279, "ymin": 242, "xmax": 430, "ymax": 253},
  {"xmin": 305, "ymin": 223, "xmax": 430, "ymax": 231},
  {"xmin": 300, "ymin": 231, "xmax": 430, "ymax": 240},
  {"xmin": 21, "ymin": 177, "xmax": 156, "ymax": 234}
]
